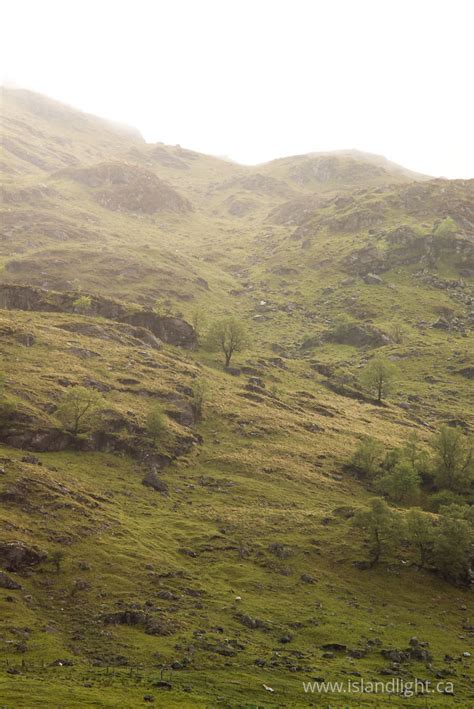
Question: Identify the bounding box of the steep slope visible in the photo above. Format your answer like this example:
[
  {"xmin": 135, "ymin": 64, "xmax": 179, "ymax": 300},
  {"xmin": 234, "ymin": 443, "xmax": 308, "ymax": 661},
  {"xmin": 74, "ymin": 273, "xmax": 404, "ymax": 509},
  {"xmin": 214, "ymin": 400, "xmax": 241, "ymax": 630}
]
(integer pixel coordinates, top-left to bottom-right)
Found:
[
  {"xmin": 0, "ymin": 87, "xmax": 143, "ymax": 177},
  {"xmin": 0, "ymin": 89, "xmax": 473, "ymax": 707}
]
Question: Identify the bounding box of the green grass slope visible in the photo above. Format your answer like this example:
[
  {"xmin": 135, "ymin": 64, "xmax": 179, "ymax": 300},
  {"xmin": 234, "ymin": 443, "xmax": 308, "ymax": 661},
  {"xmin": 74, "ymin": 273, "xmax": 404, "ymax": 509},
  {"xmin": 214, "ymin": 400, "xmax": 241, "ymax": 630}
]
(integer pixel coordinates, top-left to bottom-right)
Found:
[{"xmin": 0, "ymin": 89, "xmax": 473, "ymax": 707}]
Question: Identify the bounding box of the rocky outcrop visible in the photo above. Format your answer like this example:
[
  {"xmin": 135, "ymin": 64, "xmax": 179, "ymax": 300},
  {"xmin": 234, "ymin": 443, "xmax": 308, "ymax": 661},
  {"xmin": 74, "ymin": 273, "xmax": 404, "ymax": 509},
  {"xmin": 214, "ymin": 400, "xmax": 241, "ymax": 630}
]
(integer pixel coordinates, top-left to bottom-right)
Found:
[
  {"xmin": 0, "ymin": 284, "xmax": 127, "ymax": 318},
  {"xmin": 342, "ymin": 245, "xmax": 386, "ymax": 275},
  {"xmin": 56, "ymin": 321, "xmax": 162, "ymax": 350},
  {"xmin": 56, "ymin": 162, "xmax": 193, "ymax": 214},
  {"xmin": 120, "ymin": 311, "xmax": 196, "ymax": 349},
  {"xmin": 363, "ymin": 272, "xmax": 384, "ymax": 285},
  {"xmin": 0, "ymin": 540, "xmax": 47, "ymax": 571},
  {"xmin": 328, "ymin": 207, "xmax": 386, "ymax": 233},
  {"xmin": 0, "ymin": 285, "xmax": 196, "ymax": 348},
  {"xmin": 325, "ymin": 322, "xmax": 390, "ymax": 348},
  {"xmin": 226, "ymin": 197, "xmax": 256, "ymax": 216},
  {"xmin": 142, "ymin": 469, "xmax": 169, "ymax": 494},
  {"xmin": 287, "ymin": 154, "xmax": 386, "ymax": 187}
]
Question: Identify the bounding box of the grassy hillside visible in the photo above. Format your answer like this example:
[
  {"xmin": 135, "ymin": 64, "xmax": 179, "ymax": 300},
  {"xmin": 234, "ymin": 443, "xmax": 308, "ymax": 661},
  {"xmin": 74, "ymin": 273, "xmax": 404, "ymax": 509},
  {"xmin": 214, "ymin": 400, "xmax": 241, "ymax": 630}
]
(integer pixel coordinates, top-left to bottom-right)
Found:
[{"xmin": 0, "ymin": 89, "xmax": 473, "ymax": 707}]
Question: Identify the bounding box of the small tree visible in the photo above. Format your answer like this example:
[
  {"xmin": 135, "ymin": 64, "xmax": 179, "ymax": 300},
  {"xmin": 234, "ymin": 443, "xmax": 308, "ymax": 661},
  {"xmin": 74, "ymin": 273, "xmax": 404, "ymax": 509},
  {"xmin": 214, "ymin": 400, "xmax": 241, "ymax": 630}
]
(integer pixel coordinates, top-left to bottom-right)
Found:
[
  {"xmin": 73, "ymin": 295, "xmax": 92, "ymax": 314},
  {"xmin": 191, "ymin": 308, "xmax": 207, "ymax": 346},
  {"xmin": 191, "ymin": 379, "xmax": 207, "ymax": 421},
  {"xmin": 353, "ymin": 497, "xmax": 400, "ymax": 567},
  {"xmin": 56, "ymin": 386, "xmax": 104, "ymax": 435},
  {"xmin": 401, "ymin": 431, "xmax": 430, "ymax": 475},
  {"xmin": 147, "ymin": 404, "xmax": 167, "ymax": 444},
  {"xmin": 377, "ymin": 461, "xmax": 421, "ymax": 504},
  {"xmin": 206, "ymin": 317, "xmax": 249, "ymax": 368},
  {"xmin": 351, "ymin": 436, "xmax": 384, "ymax": 478},
  {"xmin": 431, "ymin": 426, "xmax": 473, "ymax": 492},
  {"xmin": 360, "ymin": 358, "xmax": 397, "ymax": 403},
  {"xmin": 388, "ymin": 321, "xmax": 406, "ymax": 344},
  {"xmin": 50, "ymin": 550, "xmax": 65, "ymax": 574},
  {"xmin": 405, "ymin": 509, "xmax": 434, "ymax": 568}
]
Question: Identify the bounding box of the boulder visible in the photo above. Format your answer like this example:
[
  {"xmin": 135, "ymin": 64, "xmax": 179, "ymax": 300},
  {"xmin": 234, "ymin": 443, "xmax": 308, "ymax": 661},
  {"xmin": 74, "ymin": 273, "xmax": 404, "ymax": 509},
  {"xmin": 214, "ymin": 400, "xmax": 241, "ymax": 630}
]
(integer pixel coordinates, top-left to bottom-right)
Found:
[
  {"xmin": 236, "ymin": 614, "xmax": 269, "ymax": 630},
  {"xmin": 321, "ymin": 643, "xmax": 347, "ymax": 652},
  {"xmin": 142, "ymin": 470, "xmax": 169, "ymax": 494},
  {"xmin": 363, "ymin": 273, "xmax": 384, "ymax": 285},
  {"xmin": 432, "ymin": 317, "xmax": 451, "ymax": 330}
]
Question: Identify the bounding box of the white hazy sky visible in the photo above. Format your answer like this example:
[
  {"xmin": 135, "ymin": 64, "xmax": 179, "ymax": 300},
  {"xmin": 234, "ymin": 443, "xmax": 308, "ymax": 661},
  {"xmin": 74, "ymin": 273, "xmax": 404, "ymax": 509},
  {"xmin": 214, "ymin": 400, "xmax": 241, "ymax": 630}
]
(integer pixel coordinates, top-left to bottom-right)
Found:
[{"xmin": 2, "ymin": 0, "xmax": 473, "ymax": 177}]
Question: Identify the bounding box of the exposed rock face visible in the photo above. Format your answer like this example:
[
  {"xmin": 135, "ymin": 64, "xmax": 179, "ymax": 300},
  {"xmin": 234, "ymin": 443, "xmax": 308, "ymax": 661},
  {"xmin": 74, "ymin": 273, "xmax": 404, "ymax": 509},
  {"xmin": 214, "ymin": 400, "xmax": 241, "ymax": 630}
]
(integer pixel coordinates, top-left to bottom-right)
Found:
[
  {"xmin": 149, "ymin": 145, "xmax": 190, "ymax": 170},
  {"xmin": 0, "ymin": 540, "xmax": 47, "ymax": 571},
  {"xmin": 288, "ymin": 155, "xmax": 385, "ymax": 186},
  {"xmin": 220, "ymin": 173, "xmax": 291, "ymax": 198},
  {"xmin": 56, "ymin": 162, "xmax": 193, "ymax": 214},
  {"xmin": 0, "ymin": 570, "xmax": 22, "ymax": 589},
  {"xmin": 226, "ymin": 197, "xmax": 256, "ymax": 216},
  {"xmin": 120, "ymin": 311, "xmax": 196, "ymax": 349},
  {"xmin": 56, "ymin": 321, "xmax": 162, "ymax": 350},
  {"xmin": 342, "ymin": 245, "xmax": 386, "ymax": 275},
  {"xmin": 0, "ymin": 413, "xmax": 75, "ymax": 451},
  {"xmin": 325, "ymin": 322, "xmax": 390, "ymax": 348},
  {"xmin": 0, "ymin": 285, "xmax": 196, "ymax": 349},
  {"xmin": 328, "ymin": 207, "xmax": 386, "ymax": 233},
  {"xmin": 268, "ymin": 195, "xmax": 326, "ymax": 226},
  {"xmin": 0, "ymin": 284, "xmax": 127, "ymax": 319}
]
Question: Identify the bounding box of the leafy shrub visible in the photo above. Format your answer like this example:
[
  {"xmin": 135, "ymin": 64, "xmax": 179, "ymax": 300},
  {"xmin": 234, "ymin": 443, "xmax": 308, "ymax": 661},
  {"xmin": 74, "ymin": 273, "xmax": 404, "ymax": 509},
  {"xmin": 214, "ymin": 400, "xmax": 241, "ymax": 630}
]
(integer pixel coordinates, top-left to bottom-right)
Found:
[
  {"xmin": 73, "ymin": 295, "xmax": 92, "ymax": 313},
  {"xmin": 376, "ymin": 461, "xmax": 421, "ymax": 503},
  {"xmin": 191, "ymin": 379, "xmax": 207, "ymax": 421},
  {"xmin": 147, "ymin": 404, "xmax": 167, "ymax": 443},
  {"xmin": 431, "ymin": 426, "xmax": 473, "ymax": 492}
]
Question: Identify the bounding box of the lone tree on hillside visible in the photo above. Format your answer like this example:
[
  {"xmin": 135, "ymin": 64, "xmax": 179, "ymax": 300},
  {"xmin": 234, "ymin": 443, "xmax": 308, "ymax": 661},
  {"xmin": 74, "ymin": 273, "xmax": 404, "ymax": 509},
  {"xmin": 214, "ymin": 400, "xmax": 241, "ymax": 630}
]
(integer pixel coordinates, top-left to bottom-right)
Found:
[
  {"xmin": 56, "ymin": 386, "xmax": 104, "ymax": 435},
  {"xmin": 206, "ymin": 317, "xmax": 249, "ymax": 368},
  {"xmin": 360, "ymin": 358, "xmax": 397, "ymax": 403}
]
